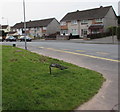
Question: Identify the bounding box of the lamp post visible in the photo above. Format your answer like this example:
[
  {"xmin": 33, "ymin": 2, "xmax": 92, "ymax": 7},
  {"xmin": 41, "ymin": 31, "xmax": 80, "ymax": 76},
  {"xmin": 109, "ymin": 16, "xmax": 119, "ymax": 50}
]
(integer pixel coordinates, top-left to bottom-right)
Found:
[
  {"xmin": 1, "ymin": 17, "xmax": 8, "ymax": 25},
  {"xmin": 23, "ymin": 0, "xmax": 27, "ymax": 50},
  {"xmin": 1, "ymin": 17, "xmax": 10, "ymax": 36}
]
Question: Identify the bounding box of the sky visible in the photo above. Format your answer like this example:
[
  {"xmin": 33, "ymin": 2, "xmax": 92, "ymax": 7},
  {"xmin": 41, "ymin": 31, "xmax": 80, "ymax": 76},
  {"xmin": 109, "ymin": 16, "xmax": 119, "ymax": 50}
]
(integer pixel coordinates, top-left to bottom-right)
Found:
[{"xmin": 0, "ymin": 0, "xmax": 120, "ymax": 26}]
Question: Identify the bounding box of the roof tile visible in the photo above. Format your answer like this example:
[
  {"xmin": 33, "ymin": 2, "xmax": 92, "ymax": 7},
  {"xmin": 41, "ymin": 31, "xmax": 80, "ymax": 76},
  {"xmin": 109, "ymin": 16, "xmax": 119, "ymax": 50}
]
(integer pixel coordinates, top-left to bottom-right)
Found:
[
  {"xmin": 13, "ymin": 18, "xmax": 55, "ymax": 29},
  {"xmin": 60, "ymin": 6, "xmax": 112, "ymax": 21}
]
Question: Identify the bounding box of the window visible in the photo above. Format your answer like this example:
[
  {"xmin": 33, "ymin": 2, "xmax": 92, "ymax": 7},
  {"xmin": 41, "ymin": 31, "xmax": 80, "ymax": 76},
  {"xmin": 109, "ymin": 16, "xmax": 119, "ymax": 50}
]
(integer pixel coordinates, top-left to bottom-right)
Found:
[
  {"xmin": 81, "ymin": 20, "xmax": 88, "ymax": 25},
  {"xmin": 95, "ymin": 18, "xmax": 103, "ymax": 23},
  {"xmin": 43, "ymin": 27, "xmax": 47, "ymax": 30},
  {"xmin": 81, "ymin": 29, "xmax": 87, "ymax": 36},
  {"xmin": 61, "ymin": 30, "xmax": 68, "ymax": 35},
  {"xmin": 36, "ymin": 27, "xmax": 39, "ymax": 31},
  {"xmin": 72, "ymin": 29, "xmax": 78, "ymax": 35},
  {"xmin": 92, "ymin": 29, "xmax": 100, "ymax": 34},
  {"xmin": 71, "ymin": 20, "xmax": 77, "ymax": 25},
  {"xmin": 60, "ymin": 22, "xmax": 66, "ymax": 26}
]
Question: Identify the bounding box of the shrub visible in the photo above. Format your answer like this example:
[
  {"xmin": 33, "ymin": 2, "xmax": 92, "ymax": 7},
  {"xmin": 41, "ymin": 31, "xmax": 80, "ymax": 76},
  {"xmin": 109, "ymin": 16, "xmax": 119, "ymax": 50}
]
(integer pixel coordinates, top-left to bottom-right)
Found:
[{"xmin": 87, "ymin": 32, "xmax": 110, "ymax": 39}]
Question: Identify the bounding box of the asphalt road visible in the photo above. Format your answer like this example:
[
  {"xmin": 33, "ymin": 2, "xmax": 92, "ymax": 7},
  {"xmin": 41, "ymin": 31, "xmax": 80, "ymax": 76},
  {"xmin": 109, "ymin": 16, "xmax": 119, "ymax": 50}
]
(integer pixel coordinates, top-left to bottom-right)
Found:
[{"xmin": 1, "ymin": 41, "xmax": 119, "ymax": 110}]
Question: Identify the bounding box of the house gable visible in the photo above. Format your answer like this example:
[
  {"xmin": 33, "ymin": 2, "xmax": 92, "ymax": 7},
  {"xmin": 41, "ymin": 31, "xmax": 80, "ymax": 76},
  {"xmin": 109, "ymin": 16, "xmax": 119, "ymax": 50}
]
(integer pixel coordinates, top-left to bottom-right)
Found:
[
  {"xmin": 46, "ymin": 18, "xmax": 60, "ymax": 35},
  {"xmin": 103, "ymin": 7, "xmax": 118, "ymax": 30}
]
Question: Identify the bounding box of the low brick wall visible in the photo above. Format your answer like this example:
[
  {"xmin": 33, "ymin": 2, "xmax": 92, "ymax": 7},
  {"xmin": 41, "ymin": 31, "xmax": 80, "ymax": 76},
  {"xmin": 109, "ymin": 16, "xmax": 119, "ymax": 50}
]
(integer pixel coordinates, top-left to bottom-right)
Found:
[{"xmin": 45, "ymin": 38, "xmax": 56, "ymax": 40}]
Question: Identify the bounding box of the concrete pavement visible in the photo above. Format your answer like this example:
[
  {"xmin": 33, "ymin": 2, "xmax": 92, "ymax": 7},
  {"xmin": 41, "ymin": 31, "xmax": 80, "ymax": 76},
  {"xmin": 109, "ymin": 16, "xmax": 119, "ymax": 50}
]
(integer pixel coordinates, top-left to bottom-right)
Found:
[{"xmin": 33, "ymin": 36, "xmax": 119, "ymax": 44}]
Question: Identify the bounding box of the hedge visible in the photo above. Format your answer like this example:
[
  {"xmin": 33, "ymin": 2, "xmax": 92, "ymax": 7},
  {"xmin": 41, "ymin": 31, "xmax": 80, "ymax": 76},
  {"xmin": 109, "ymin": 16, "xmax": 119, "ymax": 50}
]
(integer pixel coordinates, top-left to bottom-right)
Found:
[
  {"xmin": 69, "ymin": 35, "xmax": 80, "ymax": 39},
  {"xmin": 87, "ymin": 32, "xmax": 111, "ymax": 39},
  {"xmin": 87, "ymin": 26, "xmax": 120, "ymax": 40}
]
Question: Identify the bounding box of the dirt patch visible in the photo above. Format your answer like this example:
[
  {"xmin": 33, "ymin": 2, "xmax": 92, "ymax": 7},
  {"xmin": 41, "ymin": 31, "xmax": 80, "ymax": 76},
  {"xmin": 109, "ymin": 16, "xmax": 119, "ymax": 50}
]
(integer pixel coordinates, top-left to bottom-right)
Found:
[
  {"xmin": 14, "ymin": 50, "xmax": 23, "ymax": 53},
  {"xmin": 10, "ymin": 58, "xmax": 18, "ymax": 62},
  {"xmin": 39, "ymin": 56, "xmax": 48, "ymax": 63}
]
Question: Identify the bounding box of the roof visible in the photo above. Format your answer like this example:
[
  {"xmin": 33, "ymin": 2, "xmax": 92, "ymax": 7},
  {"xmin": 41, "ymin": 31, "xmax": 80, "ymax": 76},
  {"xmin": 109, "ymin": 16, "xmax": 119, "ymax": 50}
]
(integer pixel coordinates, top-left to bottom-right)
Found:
[
  {"xmin": 88, "ymin": 24, "xmax": 104, "ymax": 29},
  {"xmin": 13, "ymin": 18, "xmax": 55, "ymax": 29},
  {"xmin": 8, "ymin": 31, "xmax": 17, "ymax": 34},
  {"xmin": 2, "ymin": 25, "xmax": 8, "ymax": 29},
  {"xmin": 60, "ymin": 6, "xmax": 112, "ymax": 22}
]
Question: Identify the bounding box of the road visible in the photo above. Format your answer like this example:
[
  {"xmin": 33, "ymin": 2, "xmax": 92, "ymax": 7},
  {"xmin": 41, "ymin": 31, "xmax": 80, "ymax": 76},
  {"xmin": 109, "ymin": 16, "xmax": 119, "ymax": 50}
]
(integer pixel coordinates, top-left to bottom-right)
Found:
[{"xmin": 1, "ymin": 41, "xmax": 119, "ymax": 110}]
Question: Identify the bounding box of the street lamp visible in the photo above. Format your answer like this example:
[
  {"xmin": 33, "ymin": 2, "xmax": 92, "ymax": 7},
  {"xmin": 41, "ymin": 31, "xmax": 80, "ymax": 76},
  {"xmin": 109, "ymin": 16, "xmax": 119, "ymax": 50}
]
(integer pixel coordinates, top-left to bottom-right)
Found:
[
  {"xmin": 23, "ymin": 0, "xmax": 27, "ymax": 50},
  {"xmin": 1, "ymin": 17, "xmax": 10, "ymax": 36},
  {"xmin": 1, "ymin": 17, "xmax": 8, "ymax": 25}
]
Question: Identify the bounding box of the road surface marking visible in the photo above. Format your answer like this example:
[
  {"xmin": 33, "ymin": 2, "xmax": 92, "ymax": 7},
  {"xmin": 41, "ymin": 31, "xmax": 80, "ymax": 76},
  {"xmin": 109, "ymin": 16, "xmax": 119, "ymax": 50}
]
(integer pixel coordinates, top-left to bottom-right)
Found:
[
  {"xmin": 46, "ymin": 48, "xmax": 120, "ymax": 63},
  {"xmin": 76, "ymin": 50, "xmax": 86, "ymax": 52},
  {"xmin": 96, "ymin": 52, "xmax": 109, "ymax": 55},
  {"xmin": 62, "ymin": 49, "xmax": 69, "ymax": 50},
  {"xmin": 38, "ymin": 47, "xmax": 44, "ymax": 48}
]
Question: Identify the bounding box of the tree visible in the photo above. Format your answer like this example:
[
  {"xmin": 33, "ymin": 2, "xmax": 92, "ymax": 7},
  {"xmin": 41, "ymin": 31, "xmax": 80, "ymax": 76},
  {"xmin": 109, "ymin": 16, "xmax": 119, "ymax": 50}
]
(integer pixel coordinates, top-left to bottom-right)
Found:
[
  {"xmin": 117, "ymin": 27, "xmax": 120, "ymax": 41},
  {"xmin": 0, "ymin": 30, "xmax": 7, "ymax": 36},
  {"xmin": 107, "ymin": 26, "xmax": 117, "ymax": 35},
  {"xmin": 117, "ymin": 16, "xmax": 120, "ymax": 25}
]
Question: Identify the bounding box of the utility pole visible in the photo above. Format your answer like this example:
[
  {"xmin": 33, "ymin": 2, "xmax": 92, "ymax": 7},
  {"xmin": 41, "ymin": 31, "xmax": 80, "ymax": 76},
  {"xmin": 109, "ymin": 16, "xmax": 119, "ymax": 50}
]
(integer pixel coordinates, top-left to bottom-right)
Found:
[{"xmin": 23, "ymin": 0, "xmax": 27, "ymax": 50}]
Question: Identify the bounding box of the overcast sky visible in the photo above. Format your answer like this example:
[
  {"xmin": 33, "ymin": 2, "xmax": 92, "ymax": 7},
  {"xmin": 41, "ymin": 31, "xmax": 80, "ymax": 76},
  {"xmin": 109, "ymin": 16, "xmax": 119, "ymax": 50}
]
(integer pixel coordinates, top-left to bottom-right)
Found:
[{"xmin": 0, "ymin": 0, "xmax": 119, "ymax": 26}]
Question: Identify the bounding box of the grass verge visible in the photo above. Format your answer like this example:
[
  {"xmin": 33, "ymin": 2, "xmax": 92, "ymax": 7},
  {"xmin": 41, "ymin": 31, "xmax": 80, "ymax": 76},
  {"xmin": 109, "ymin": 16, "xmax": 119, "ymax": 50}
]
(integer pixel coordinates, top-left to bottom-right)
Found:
[
  {"xmin": 2, "ymin": 45, "xmax": 105, "ymax": 110},
  {"xmin": 0, "ymin": 45, "xmax": 2, "ymax": 111}
]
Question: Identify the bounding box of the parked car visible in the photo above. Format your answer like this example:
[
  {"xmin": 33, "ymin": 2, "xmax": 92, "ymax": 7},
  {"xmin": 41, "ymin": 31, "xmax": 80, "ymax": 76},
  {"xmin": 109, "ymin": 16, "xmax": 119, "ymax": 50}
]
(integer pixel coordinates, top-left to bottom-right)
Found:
[
  {"xmin": 6, "ymin": 36, "xmax": 16, "ymax": 42},
  {"xmin": 19, "ymin": 36, "xmax": 32, "ymax": 42}
]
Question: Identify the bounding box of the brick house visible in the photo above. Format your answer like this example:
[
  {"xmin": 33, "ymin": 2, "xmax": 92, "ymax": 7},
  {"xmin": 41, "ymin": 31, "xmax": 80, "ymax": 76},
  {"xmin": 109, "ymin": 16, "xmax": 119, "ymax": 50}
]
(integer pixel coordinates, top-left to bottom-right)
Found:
[
  {"xmin": 60, "ymin": 6, "xmax": 118, "ymax": 37},
  {"xmin": 12, "ymin": 18, "xmax": 60, "ymax": 38}
]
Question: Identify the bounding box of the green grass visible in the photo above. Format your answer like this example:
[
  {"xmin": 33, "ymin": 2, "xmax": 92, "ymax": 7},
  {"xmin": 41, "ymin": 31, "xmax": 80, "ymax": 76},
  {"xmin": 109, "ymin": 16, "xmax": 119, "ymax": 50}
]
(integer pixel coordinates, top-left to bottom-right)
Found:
[
  {"xmin": 2, "ymin": 45, "xmax": 105, "ymax": 110},
  {"xmin": 0, "ymin": 45, "xmax": 2, "ymax": 111}
]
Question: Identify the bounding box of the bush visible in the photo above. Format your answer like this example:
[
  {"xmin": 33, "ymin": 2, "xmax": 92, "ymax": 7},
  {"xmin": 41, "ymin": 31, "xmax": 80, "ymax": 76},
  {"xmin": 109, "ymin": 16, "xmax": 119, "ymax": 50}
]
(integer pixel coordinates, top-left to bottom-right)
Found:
[
  {"xmin": 117, "ymin": 27, "xmax": 120, "ymax": 41},
  {"xmin": 87, "ymin": 32, "xmax": 110, "ymax": 39}
]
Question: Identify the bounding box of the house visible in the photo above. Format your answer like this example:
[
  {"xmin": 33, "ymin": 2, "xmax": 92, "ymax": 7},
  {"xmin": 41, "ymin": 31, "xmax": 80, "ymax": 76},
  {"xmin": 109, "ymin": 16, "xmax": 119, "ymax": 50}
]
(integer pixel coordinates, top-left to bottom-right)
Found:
[
  {"xmin": 12, "ymin": 18, "xmax": 60, "ymax": 38},
  {"xmin": 0, "ymin": 25, "xmax": 11, "ymax": 33},
  {"xmin": 0, "ymin": 25, "xmax": 11, "ymax": 39},
  {"xmin": 60, "ymin": 6, "xmax": 118, "ymax": 37}
]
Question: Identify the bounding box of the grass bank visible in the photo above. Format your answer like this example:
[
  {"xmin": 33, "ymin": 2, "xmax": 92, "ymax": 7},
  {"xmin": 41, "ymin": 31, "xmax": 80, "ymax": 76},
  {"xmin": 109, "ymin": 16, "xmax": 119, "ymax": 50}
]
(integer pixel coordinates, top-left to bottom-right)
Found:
[
  {"xmin": 2, "ymin": 45, "xmax": 104, "ymax": 110},
  {"xmin": 0, "ymin": 45, "xmax": 2, "ymax": 111}
]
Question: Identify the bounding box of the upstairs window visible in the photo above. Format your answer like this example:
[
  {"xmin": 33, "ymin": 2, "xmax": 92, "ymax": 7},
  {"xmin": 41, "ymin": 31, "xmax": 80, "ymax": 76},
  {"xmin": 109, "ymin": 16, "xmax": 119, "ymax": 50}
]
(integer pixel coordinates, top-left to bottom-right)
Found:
[
  {"xmin": 71, "ymin": 20, "xmax": 77, "ymax": 25},
  {"xmin": 95, "ymin": 18, "xmax": 103, "ymax": 23},
  {"xmin": 60, "ymin": 22, "xmax": 66, "ymax": 26},
  {"xmin": 43, "ymin": 27, "xmax": 47, "ymax": 30},
  {"xmin": 81, "ymin": 20, "xmax": 88, "ymax": 25}
]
